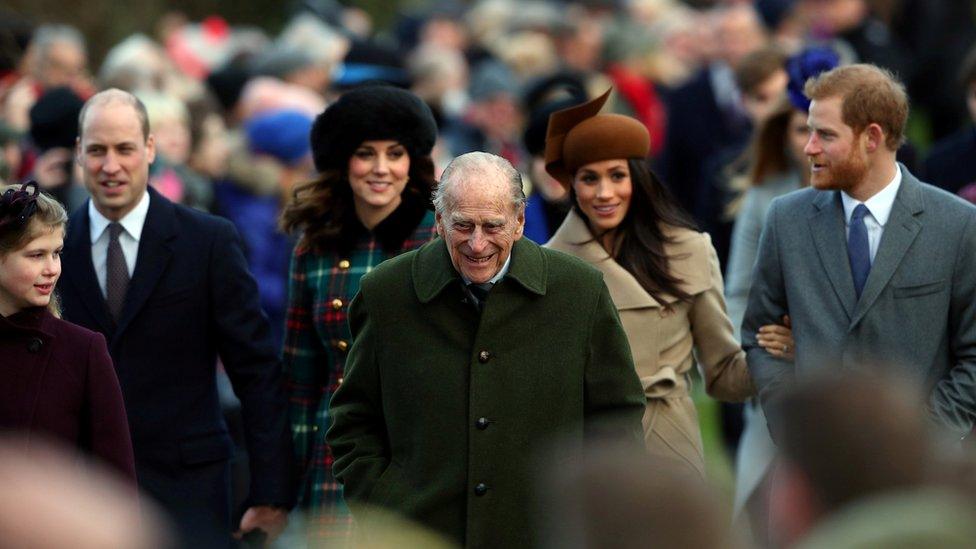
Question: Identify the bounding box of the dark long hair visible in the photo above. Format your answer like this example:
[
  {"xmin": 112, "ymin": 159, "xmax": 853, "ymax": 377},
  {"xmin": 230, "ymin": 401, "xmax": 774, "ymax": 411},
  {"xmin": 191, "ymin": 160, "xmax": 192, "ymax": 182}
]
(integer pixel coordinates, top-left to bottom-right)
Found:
[
  {"xmin": 279, "ymin": 154, "xmax": 436, "ymax": 254},
  {"xmin": 571, "ymin": 158, "xmax": 698, "ymax": 309}
]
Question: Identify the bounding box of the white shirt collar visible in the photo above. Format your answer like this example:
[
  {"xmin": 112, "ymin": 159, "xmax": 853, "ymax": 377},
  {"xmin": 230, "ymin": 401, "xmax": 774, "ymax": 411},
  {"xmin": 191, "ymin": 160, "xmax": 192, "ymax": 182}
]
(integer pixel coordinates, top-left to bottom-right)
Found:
[
  {"xmin": 461, "ymin": 249, "xmax": 513, "ymax": 286},
  {"xmin": 841, "ymin": 164, "xmax": 902, "ymax": 226},
  {"xmin": 88, "ymin": 191, "xmax": 151, "ymax": 244}
]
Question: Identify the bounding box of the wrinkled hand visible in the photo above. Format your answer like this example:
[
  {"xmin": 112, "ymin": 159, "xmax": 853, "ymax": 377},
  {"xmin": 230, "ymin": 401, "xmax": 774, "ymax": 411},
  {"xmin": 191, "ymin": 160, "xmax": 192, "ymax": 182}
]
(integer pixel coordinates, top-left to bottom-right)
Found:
[
  {"xmin": 757, "ymin": 315, "xmax": 794, "ymax": 360},
  {"xmin": 233, "ymin": 506, "xmax": 288, "ymax": 546}
]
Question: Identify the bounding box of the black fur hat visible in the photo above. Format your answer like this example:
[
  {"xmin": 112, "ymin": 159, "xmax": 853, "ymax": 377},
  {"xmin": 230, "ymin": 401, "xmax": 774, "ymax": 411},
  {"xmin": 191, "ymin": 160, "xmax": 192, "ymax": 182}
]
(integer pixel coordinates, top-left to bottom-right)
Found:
[{"xmin": 310, "ymin": 85, "xmax": 437, "ymax": 173}]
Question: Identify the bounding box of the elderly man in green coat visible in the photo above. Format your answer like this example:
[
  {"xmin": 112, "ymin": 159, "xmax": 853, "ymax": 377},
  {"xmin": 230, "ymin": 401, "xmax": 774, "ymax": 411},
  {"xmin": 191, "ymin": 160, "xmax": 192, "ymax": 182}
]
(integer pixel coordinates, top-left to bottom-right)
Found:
[{"xmin": 327, "ymin": 151, "xmax": 645, "ymax": 548}]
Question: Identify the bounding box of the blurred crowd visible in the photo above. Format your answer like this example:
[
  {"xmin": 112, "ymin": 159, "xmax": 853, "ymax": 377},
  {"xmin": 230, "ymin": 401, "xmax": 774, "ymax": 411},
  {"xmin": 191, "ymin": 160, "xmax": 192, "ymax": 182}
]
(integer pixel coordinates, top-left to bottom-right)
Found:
[
  {"xmin": 3, "ymin": 0, "xmax": 976, "ymax": 325},
  {"xmin": 4, "ymin": 0, "xmax": 976, "ymax": 547}
]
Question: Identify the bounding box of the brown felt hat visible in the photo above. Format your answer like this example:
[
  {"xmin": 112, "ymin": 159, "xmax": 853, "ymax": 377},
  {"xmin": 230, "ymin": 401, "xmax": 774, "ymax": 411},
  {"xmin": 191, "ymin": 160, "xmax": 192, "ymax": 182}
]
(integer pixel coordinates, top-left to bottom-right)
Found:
[{"xmin": 544, "ymin": 88, "xmax": 651, "ymax": 188}]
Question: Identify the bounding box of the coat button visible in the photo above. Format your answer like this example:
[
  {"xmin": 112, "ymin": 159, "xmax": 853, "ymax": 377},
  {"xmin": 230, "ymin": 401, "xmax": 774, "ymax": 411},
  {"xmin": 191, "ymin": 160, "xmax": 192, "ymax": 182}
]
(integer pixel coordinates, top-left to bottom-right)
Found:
[
  {"xmin": 336, "ymin": 340, "xmax": 349, "ymax": 352},
  {"xmin": 476, "ymin": 417, "xmax": 490, "ymax": 430},
  {"xmin": 474, "ymin": 483, "xmax": 488, "ymax": 496},
  {"xmin": 27, "ymin": 337, "xmax": 43, "ymax": 353},
  {"xmin": 478, "ymin": 350, "xmax": 491, "ymax": 363},
  {"xmin": 338, "ymin": 259, "xmax": 351, "ymax": 270},
  {"xmin": 331, "ymin": 298, "xmax": 343, "ymax": 311}
]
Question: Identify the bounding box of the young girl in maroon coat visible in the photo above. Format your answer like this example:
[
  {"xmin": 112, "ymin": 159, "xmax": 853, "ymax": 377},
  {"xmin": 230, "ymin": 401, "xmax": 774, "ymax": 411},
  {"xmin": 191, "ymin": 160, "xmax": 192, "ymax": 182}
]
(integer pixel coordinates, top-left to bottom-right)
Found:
[{"xmin": 0, "ymin": 181, "xmax": 136, "ymax": 483}]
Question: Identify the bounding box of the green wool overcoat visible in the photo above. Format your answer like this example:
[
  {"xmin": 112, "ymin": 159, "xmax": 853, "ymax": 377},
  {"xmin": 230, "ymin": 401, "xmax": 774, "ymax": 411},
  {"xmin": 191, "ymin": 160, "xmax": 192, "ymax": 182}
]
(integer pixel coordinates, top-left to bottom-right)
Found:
[{"xmin": 326, "ymin": 236, "xmax": 645, "ymax": 548}]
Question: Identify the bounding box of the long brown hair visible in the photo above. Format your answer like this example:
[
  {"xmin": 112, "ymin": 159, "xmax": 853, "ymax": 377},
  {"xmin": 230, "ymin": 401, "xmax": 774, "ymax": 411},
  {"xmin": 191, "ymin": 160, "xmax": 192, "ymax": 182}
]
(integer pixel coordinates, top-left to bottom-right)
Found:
[
  {"xmin": 746, "ymin": 96, "xmax": 799, "ymax": 186},
  {"xmin": 725, "ymin": 97, "xmax": 803, "ymax": 219},
  {"xmin": 571, "ymin": 159, "xmax": 698, "ymax": 309},
  {"xmin": 279, "ymin": 154, "xmax": 436, "ymax": 254}
]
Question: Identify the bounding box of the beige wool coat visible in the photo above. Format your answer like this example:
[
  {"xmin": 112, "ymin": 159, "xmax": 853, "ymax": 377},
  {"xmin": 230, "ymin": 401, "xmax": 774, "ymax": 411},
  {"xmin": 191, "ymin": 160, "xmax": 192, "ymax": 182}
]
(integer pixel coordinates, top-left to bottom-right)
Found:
[{"xmin": 547, "ymin": 210, "xmax": 754, "ymax": 476}]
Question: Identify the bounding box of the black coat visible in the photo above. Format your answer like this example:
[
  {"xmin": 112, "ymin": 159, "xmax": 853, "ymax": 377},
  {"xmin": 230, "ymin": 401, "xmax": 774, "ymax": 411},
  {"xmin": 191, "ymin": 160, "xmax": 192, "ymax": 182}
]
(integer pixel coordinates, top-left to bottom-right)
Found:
[
  {"xmin": 923, "ymin": 126, "xmax": 976, "ymax": 195},
  {"xmin": 60, "ymin": 188, "xmax": 295, "ymax": 547}
]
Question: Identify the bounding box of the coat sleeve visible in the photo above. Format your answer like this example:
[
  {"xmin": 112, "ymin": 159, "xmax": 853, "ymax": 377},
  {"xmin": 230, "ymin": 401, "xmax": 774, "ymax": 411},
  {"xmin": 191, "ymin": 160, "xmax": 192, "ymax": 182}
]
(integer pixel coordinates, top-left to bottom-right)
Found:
[
  {"xmin": 281, "ymin": 246, "xmax": 329, "ymax": 474},
  {"xmin": 725, "ymin": 186, "xmax": 767, "ymax": 342},
  {"xmin": 583, "ymin": 281, "xmax": 646, "ymax": 440},
  {"xmin": 741, "ymin": 200, "xmax": 793, "ymax": 417},
  {"xmin": 689, "ymin": 234, "xmax": 755, "ymax": 402},
  {"xmin": 84, "ymin": 330, "xmax": 137, "ymax": 485},
  {"xmin": 930, "ymin": 213, "xmax": 976, "ymax": 438},
  {"xmin": 325, "ymin": 283, "xmax": 390, "ymax": 505},
  {"xmin": 209, "ymin": 218, "xmax": 296, "ymax": 508}
]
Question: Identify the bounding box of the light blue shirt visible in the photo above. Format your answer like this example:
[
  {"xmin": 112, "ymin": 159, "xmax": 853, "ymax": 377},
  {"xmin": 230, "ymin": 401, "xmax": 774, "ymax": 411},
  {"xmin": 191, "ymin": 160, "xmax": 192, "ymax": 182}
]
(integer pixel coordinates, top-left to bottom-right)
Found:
[{"xmin": 841, "ymin": 165, "xmax": 902, "ymax": 263}]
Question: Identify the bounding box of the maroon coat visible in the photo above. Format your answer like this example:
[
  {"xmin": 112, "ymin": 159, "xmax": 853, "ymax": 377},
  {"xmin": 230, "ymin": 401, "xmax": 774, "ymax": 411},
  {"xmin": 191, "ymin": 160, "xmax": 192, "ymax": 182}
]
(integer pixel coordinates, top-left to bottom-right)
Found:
[{"xmin": 0, "ymin": 306, "xmax": 136, "ymax": 482}]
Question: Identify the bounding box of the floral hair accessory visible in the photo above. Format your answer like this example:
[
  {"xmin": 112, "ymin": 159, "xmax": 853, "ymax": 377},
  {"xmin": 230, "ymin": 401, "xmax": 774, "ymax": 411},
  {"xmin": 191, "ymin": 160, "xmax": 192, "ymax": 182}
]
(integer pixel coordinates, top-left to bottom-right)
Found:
[
  {"xmin": 0, "ymin": 181, "xmax": 41, "ymax": 233},
  {"xmin": 786, "ymin": 46, "xmax": 841, "ymax": 112}
]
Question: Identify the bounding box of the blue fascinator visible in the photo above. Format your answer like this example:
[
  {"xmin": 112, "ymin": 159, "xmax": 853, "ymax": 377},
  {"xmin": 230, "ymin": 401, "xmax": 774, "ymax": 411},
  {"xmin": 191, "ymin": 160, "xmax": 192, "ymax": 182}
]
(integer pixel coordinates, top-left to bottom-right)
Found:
[{"xmin": 786, "ymin": 46, "xmax": 841, "ymax": 112}]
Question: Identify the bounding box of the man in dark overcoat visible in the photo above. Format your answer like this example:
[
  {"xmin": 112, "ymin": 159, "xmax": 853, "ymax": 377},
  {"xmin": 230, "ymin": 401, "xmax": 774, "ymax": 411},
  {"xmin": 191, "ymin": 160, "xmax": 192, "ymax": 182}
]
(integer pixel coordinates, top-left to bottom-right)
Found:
[
  {"xmin": 327, "ymin": 151, "xmax": 645, "ymax": 548},
  {"xmin": 59, "ymin": 89, "xmax": 294, "ymax": 547}
]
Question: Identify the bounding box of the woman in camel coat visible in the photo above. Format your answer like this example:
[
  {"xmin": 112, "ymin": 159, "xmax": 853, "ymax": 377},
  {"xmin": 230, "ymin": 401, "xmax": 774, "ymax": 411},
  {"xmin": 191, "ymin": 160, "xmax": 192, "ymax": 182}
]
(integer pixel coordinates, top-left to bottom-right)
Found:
[{"xmin": 544, "ymin": 90, "xmax": 792, "ymax": 477}]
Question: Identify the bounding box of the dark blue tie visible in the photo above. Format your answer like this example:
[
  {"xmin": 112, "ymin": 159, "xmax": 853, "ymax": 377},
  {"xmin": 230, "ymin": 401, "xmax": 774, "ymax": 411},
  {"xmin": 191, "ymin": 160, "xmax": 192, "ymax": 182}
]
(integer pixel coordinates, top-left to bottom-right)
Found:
[
  {"xmin": 467, "ymin": 283, "xmax": 493, "ymax": 312},
  {"xmin": 848, "ymin": 204, "xmax": 871, "ymax": 298}
]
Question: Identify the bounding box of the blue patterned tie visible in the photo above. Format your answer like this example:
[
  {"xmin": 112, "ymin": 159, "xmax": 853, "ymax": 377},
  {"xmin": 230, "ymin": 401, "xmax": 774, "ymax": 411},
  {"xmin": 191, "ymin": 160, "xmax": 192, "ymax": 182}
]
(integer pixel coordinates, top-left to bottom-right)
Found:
[{"xmin": 848, "ymin": 204, "xmax": 871, "ymax": 299}]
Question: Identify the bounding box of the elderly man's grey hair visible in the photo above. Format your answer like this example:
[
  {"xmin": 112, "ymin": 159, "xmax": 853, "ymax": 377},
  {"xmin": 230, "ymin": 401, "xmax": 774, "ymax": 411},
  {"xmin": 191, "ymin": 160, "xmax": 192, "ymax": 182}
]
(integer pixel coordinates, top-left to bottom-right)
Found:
[{"xmin": 433, "ymin": 151, "xmax": 526, "ymax": 214}]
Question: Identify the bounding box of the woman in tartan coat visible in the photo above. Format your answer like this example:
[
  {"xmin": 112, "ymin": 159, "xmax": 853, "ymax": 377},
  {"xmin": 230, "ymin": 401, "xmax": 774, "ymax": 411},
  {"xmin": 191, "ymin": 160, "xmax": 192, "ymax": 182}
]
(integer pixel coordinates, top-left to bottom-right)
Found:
[{"xmin": 279, "ymin": 85, "xmax": 439, "ymax": 541}]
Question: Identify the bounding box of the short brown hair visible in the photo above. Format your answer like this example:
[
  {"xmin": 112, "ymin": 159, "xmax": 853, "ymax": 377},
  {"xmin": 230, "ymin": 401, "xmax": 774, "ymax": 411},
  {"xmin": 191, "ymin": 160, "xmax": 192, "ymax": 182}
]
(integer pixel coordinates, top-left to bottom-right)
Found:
[
  {"xmin": 735, "ymin": 45, "xmax": 787, "ymax": 97},
  {"xmin": 804, "ymin": 63, "xmax": 908, "ymax": 151}
]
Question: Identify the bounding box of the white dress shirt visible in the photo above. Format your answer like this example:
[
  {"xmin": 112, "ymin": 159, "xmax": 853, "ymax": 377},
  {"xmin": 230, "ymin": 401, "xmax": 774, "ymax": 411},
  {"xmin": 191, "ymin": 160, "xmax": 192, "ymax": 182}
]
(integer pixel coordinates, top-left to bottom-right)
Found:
[
  {"xmin": 841, "ymin": 166, "xmax": 902, "ymax": 263},
  {"xmin": 89, "ymin": 191, "xmax": 150, "ymax": 297}
]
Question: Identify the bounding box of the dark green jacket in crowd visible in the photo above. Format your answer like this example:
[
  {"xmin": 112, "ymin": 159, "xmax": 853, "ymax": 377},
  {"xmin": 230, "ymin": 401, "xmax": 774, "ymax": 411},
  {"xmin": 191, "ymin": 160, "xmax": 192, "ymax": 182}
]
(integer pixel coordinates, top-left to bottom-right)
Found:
[{"xmin": 327, "ymin": 236, "xmax": 645, "ymax": 548}]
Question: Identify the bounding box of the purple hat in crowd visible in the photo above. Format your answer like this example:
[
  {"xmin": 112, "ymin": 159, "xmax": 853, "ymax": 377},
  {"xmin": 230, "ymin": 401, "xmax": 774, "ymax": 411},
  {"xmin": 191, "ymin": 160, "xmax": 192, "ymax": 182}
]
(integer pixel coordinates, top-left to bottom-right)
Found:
[{"xmin": 786, "ymin": 46, "xmax": 841, "ymax": 112}]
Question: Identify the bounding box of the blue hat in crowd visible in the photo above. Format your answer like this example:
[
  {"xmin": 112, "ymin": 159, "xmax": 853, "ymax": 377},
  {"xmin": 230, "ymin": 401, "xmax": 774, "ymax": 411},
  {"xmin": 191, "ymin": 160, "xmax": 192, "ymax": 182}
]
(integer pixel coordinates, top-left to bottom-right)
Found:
[
  {"xmin": 786, "ymin": 46, "xmax": 841, "ymax": 112},
  {"xmin": 245, "ymin": 109, "xmax": 314, "ymax": 166}
]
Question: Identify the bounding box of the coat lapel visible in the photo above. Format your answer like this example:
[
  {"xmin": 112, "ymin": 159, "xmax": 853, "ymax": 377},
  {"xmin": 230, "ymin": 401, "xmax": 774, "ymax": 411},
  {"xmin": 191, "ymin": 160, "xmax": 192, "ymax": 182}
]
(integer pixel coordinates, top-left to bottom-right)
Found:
[
  {"xmin": 546, "ymin": 210, "xmax": 658, "ymax": 310},
  {"xmin": 413, "ymin": 237, "xmax": 547, "ymax": 304},
  {"xmin": 112, "ymin": 189, "xmax": 178, "ymax": 341},
  {"xmin": 808, "ymin": 190, "xmax": 857, "ymax": 320},
  {"xmin": 63, "ymin": 205, "xmax": 114, "ymax": 335},
  {"xmin": 850, "ymin": 168, "xmax": 923, "ymax": 327}
]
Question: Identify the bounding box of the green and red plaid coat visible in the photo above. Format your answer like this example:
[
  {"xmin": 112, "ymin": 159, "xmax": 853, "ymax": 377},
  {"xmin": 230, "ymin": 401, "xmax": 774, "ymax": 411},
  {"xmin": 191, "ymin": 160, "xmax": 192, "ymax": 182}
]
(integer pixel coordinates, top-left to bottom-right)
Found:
[{"xmin": 283, "ymin": 202, "xmax": 436, "ymax": 541}]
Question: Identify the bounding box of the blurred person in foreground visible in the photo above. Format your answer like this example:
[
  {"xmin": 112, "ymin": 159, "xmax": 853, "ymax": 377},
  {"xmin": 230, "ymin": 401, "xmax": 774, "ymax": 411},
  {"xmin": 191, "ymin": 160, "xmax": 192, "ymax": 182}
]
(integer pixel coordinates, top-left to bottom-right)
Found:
[
  {"xmin": 0, "ymin": 436, "xmax": 169, "ymax": 549},
  {"xmin": 59, "ymin": 89, "xmax": 294, "ymax": 548},
  {"xmin": 766, "ymin": 373, "xmax": 976, "ymax": 549},
  {"xmin": 537, "ymin": 443, "xmax": 745, "ymax": 549},
  {"xmin": 0, "ymin": 182, "xmax": 135, "ymax": 484},
  {"xmin": 278, "ymin": 85, "xmax": 440, "ymax": 543},
  {"xmin": 742, "ymin": 64, "xmax": 976, "ymax": 442},
  {"xmin": 326, "ymin": 151, "xmax": 645, "ymax": 548},
  {"xmin": 544, "ymin": 89, "xmax": 791, "ymax": 479}
]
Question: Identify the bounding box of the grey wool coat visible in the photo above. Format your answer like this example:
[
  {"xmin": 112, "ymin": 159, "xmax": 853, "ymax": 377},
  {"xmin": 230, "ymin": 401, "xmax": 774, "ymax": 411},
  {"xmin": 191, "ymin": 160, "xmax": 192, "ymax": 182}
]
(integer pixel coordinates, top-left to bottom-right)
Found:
[
  {"xmin": 326, "ymin": 236, "xmax": 645, "ymax": 548},
  {"xmin": 742, "ymin": 165, "xmax": 976, "ymax": 438}
]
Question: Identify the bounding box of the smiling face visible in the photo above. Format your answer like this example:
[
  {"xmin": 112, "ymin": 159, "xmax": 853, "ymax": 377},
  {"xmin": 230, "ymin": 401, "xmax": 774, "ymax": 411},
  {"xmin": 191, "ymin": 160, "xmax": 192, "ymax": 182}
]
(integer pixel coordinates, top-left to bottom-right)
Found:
[
  {"xmin": 347, "ymin": 139, "xmax": 411, "ymax": 224},
  {"xmin": 436, "ymin": 178, "xmax": 525, "ymax": 284},
  {"xmin": 572, "ymin": 159, "xmax": 633, "ymax": 239},
  {"xmin": 804, "ymin": 96, "xmax": 869, "ymax": 193},
  {"xmin": 0, "ymin": 223, "xmax": 64, "ymax": 316},
  {"xmin": 77, "ymin": 100, "xmax": 155, "ymax": 222}
]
